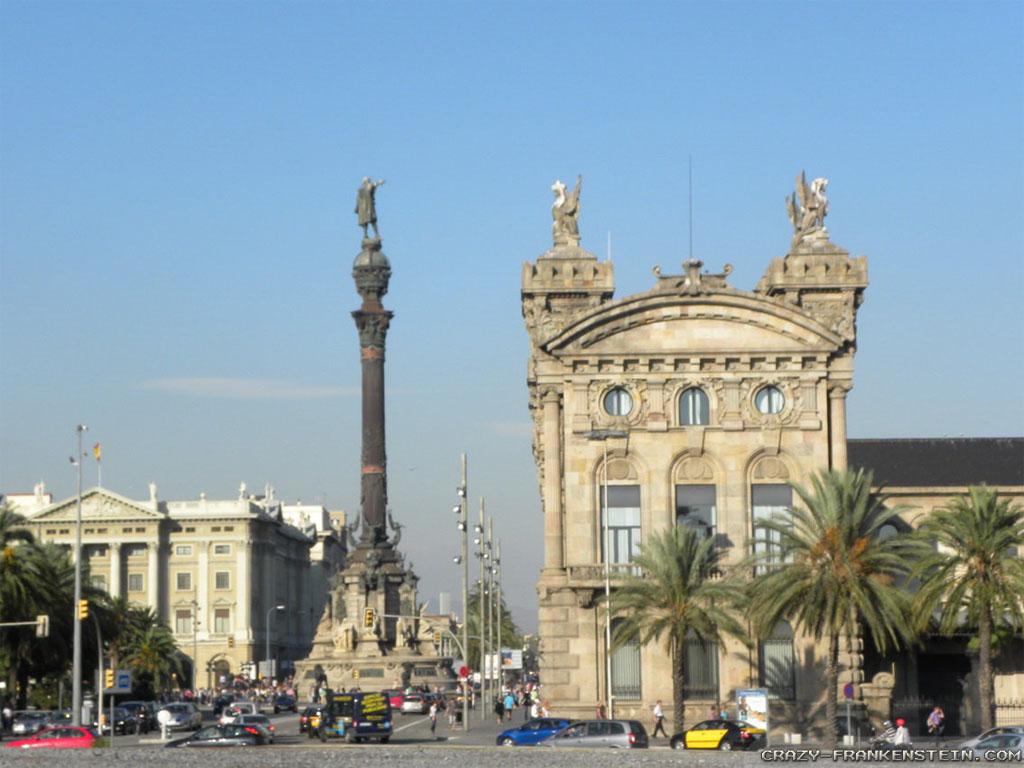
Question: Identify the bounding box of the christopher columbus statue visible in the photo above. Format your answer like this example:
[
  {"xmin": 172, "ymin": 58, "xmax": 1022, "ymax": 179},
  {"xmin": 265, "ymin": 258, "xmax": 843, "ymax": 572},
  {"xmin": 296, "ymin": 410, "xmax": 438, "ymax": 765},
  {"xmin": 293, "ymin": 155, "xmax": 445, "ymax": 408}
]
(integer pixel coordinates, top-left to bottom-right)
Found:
[{"xmin": 356, "ymin": 177, "xmax": 386, "ymax": 239}]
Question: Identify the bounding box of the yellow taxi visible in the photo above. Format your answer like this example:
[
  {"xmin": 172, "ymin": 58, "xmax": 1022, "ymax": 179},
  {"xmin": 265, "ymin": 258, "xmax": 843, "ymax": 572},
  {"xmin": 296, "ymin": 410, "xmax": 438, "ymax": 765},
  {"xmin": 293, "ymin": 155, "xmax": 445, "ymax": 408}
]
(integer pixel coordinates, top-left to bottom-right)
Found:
[{"xmin": 670, "ymin": 719, "xmax": 766, "ymax": 750}]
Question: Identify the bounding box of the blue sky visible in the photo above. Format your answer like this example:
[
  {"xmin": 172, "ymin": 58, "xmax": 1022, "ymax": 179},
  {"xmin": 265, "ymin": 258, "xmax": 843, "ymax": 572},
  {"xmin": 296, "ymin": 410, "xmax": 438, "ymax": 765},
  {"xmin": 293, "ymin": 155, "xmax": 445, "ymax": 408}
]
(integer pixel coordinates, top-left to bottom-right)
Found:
[{"xmin": 2, "ymin": 1, "xmax": 1022, "ymax": 632}]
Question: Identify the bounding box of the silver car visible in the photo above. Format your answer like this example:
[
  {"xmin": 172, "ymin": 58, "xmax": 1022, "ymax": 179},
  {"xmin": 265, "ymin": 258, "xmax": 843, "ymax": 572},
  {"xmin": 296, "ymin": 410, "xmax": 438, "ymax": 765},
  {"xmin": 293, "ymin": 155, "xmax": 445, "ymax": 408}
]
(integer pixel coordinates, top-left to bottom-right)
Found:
[
  {"xmin": 541, "ymin": 719, "xmax": 649, "ymax": 748},
  {"xmin": 967, "ymin": 733, "xmax": 1024, "ymax": 761},
  {"xmin": 11, "ymin": 711, "xmax": 52, "ymax": 735},
  {"xmin": 963, "ymin": 726, "xmax": 1024, "ymax": 751},
  {"xmin": 159, "ymin": 702, "xmax": 202, "ymax": 730}
]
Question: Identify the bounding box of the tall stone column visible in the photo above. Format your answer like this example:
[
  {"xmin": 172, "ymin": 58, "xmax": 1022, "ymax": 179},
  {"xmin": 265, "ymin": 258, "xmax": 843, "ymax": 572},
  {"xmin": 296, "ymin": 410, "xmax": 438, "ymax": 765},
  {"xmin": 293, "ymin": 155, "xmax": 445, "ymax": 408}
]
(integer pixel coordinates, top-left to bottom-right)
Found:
[
  {"xmin": 351, "ymin": 237, "xmax": 393, "ymax": 551},
  {"xmin": 197, "ymin": 542, "xmax": 209, "ymax": 640},
  {"xmin": 147, "ymin": 540, "xmax": 160, "ymax": 617},
  {"xmin": 110, "ymin": 542, "xmax": 122, "ymax": 597},
  {"xmin": 236, "ymin": 538, "xmax": 251, "ymax": 643},
  {"xmin": 829, "ymin": 383, "xmax": 850, "ymax": 470},
  {"xmin": 541, "ymin": 387, "xmax": 564, "ymax": 570}
]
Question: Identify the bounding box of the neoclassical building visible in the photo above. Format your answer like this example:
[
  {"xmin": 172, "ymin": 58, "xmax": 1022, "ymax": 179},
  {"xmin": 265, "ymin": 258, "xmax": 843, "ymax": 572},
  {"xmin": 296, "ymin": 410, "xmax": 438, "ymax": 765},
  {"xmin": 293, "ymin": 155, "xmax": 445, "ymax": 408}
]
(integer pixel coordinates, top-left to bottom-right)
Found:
[
  {"xmin": 8, "ymin": 483, "xmax": 346, "ymax": 687},
  {"xmin": 522, "ymin": 175, "xmax": 1023, "ymax": 734}
]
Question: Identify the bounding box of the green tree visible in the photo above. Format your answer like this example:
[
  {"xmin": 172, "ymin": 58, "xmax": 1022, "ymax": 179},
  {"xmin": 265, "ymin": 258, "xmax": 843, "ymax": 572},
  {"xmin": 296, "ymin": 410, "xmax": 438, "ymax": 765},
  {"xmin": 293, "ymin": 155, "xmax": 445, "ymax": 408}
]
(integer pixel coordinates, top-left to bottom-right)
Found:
[
  {"xmin": 609, "ymin": 525, "xmax": 746, "ymax": 734},
  {"xmin": 911, "ymin": 486, "xmax": 1024, "ymax": 731},
  {"xmin": 126, "ymin": 618, "xmax": 184, "ymax": 695},
  {"xmin": 463, "ymin": 584, "xmax": 521, "ymax": 671},
  {"xmin": 747, "ymin": 468, "xmax": 919, "ymax": 749}
]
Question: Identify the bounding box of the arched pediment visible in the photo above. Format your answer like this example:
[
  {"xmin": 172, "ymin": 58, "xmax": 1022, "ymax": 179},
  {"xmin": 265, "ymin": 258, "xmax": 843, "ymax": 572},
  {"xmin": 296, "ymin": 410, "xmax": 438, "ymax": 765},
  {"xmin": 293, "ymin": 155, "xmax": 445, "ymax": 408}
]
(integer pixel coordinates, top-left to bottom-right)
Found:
[{"xmin": 541, "ymin": 291, "xmax": 844, "ymax": 355}]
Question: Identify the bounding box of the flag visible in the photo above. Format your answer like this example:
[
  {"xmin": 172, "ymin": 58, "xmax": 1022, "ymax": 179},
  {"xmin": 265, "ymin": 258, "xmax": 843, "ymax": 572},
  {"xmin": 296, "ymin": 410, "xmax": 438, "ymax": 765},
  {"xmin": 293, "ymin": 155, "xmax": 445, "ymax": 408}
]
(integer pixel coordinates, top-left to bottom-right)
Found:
[{"xmin": 93, "ymin": 443, "xmax": 102, "ymax": 462}]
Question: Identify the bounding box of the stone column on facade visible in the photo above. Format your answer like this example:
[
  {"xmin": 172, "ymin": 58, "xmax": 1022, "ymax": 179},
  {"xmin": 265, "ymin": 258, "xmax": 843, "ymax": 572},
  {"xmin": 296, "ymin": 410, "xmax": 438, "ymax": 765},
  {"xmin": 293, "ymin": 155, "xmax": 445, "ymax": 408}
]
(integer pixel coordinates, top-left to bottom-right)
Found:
[
  {"xmin": 236, "ymin": 538, "xmax": 251, "ymax": 643},
  {"xmin": 828, "ymin": 383, "xmax": 850, "ymax": 470},
  {"xmin": 197, "ymin": 541, "xmax": 209, "ymax": 641},
  {"xmin": 147, "ymin": 540, "xmax": 160, "ymax": 617},
  {"xmin": 109, "ymin": 542, "xmax": 122, "ymax": 598},
  {"xmin": 541, "ymin": 387, "xmax": 564, "ymax": 571}
]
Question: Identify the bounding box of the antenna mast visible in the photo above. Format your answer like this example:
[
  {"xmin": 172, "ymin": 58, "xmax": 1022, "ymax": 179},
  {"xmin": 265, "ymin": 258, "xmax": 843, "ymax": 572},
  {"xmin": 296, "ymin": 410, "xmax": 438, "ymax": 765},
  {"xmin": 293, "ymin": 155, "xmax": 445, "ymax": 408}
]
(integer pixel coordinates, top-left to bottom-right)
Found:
[{"xmin": 688, "ymin": 154, "xmax": 694, "ymax": 260}]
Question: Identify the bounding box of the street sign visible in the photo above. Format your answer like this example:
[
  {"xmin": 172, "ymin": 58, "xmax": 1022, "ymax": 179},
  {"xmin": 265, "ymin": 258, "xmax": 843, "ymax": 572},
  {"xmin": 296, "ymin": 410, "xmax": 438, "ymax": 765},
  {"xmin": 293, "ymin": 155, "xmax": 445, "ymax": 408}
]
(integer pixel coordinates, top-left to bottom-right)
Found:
[
  {"xmin": 458, "ymin": 665, "xmax": 469, "ymax": 679},
  {"xmin": 105, "ymin": 669, "xmax": 131, "ymax": 694},
  {"xmin": 843, "ymin": 682, "xmax": 855, "ymax": 699}
]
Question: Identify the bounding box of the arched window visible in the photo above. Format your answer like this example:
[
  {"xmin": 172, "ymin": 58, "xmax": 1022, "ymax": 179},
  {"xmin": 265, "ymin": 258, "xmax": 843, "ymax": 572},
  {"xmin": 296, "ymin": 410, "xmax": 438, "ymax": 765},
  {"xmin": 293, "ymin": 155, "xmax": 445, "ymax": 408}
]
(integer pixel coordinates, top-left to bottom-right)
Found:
[
  {"xmin": 600, "ymin": 485, "xmax": 641, "ymax": 566},
  {"xmin": 679, "ymin": 388, "xmax": 710, "ymax": 426},
  {"xmin": 610, "ymin": 618, "xmax": 641, "ymax": 700},
  {"xmin": 676, "ymin": 485, "xmax": 716, "ymax": 540},
  {"xmin": 752, "ymin": 484, "xmax": 792, "ymax": 574},
  {"xmin": 683, "ymin": 631, "xmax": 719, "ymax": 698},
  {"xmin": 754, "ymin": 386, "xmax": 785, "ymax": 415},
  {"xmin": 758, "ymin": 621, "xmax": 795, "ymax": 700},
  {"xmin": 603, "ymin": 387, "xmax": 633, "ymax": 417}
]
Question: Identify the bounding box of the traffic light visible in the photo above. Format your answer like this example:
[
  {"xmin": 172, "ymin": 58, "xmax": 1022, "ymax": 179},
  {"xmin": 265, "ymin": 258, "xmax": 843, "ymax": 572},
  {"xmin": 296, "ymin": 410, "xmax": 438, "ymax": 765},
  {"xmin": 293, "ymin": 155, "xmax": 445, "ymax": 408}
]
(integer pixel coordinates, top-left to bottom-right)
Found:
[
  {"xmin": 432, "ymin": 630, "xmax": 442, "ymax": 645},
  {"xmin": 105, "ymin": 669, "xmax": 114, "ymax": 689},
  {"xmin": 363, "ymin": 607, "xmax": 375, "ymax": 628},
  {"xmin": 35, "ymin": 614, "xmax": 49, "ymax": 638},
  {"xmin": 77, "ymin": 600, "xmax": 89, "ymax": 620},
  {"xmin": 227, "ymin": 635, "xmax": 235, "ymax": 648}
]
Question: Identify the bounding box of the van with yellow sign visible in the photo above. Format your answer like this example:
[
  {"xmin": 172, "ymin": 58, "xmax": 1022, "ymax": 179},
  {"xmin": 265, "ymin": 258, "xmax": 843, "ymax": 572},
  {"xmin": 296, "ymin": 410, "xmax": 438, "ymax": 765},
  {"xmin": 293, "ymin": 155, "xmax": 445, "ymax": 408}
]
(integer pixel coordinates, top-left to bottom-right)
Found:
[{"xmin": 324, "ymin": 691, "xmax": 392, "ymax": 744}]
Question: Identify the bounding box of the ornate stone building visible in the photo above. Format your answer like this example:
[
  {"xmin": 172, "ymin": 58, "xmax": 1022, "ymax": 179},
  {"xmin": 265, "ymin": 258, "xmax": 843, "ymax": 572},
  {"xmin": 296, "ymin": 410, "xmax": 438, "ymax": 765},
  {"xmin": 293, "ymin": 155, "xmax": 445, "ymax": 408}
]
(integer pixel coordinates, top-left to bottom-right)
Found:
[
  {"xmin": 9, "ymin": 483, "xmax": 345, "ymax": 687},
  {"xmin": 521, "ymin": 174, "xmax": 1023, "ymax": 734}
]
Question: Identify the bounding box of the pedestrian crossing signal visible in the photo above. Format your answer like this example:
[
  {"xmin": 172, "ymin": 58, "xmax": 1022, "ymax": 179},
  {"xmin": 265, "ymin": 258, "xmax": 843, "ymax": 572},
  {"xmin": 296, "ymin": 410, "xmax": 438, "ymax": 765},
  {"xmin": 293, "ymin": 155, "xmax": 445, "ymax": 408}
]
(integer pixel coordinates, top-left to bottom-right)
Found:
[
  {"xmin": 363, "ymin": 608, "xmax": 375, "ymax": 628},
  {"xmin": 77, "ymin": 600, "xmax": 89, "ymax": 620}
]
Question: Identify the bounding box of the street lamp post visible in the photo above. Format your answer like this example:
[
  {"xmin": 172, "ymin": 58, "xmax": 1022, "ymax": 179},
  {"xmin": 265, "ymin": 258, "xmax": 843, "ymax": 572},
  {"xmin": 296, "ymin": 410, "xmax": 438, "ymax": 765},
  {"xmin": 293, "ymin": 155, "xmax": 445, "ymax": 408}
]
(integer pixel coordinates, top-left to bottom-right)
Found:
[
  {"xmin": 192, "ymin": 596, "xmax": 200, "ymax": 691},
  {"xmin": 485, "ymin": 515, "xmax": 494, "ymax": 704},
  {"xmin": 454, "ymin": 454, "xmax": 470, "ymax": 731},
  {"xmin": 585, "ymin": 428, "xmax": 628, "ymax": 720},
  {"xmin": 475, "ymin": 501, "xmax": 486, "ymax": 721},
  {"xmin": 71, "ymin": 423, "xmax": 87, "ymax": 726},
  {"xmin": 265, "ymin": 604, "xmax": 285, "ymax": 683},
  {"xmin": 495, "ymin": 540, "xmax": 502, "ymax": 691}
]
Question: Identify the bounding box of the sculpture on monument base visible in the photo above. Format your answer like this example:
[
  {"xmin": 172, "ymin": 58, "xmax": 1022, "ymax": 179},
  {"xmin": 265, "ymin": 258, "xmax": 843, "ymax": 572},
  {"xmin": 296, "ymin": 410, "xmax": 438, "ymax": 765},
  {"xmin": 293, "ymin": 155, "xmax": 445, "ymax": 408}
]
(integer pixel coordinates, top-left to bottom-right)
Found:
[
  {"xmin": 355, "ymin": 176, "xmax": 386, "ymax": 240},
  {"xmin": 551, "ymin": 175, "xmax": 582, "ymax": 247},
  {"xmin": 786, "ymin": 170, "xmax": 829, "ymax": 247}
]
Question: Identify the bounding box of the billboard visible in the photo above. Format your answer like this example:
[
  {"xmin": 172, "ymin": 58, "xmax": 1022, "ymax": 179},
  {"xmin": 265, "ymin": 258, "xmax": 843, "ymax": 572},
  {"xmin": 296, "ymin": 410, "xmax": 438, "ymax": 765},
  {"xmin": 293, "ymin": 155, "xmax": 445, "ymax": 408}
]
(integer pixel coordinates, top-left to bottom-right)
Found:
[{"xmin": 735, "ymin": 688, "xmax": 769, "ymax": 731}]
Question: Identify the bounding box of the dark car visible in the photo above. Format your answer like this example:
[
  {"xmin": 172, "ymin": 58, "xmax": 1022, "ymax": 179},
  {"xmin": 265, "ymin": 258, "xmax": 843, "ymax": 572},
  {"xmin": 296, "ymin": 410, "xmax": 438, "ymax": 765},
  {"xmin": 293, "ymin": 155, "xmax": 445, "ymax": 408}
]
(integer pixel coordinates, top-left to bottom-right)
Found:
[
  {"xmin": 118, "ymin": 701, "xmax": 157, "ymax": 733},
  {"xmin": 541, "ymin": 719, "xmax": 649, "ymax": 749},
  {"xmin": 272, "ymin": 694, "xmax": 296, "ymax": 714},
  {"xmin": 497, "ymin": 717, "xmax": 572, "ymax": 746},
  {"xmin": 670, "ymin": 719, "xmax": 765, "ymax": 750},
  {"xmin": 166, "ymin": 723, "xmax": 269, "ymax": 748},
  {"xmin": 11, "ymin": 711, "xmax": 52, "ymax": 736}
]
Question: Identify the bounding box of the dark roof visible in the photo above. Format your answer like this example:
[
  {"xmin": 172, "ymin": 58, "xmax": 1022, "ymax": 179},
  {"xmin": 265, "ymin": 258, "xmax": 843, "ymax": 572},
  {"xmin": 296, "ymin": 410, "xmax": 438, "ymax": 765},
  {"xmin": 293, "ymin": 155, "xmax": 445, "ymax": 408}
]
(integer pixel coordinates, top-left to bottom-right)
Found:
[{"xmin": 847, "ymin": 438, "xmax": 1024, "ymax": 488}]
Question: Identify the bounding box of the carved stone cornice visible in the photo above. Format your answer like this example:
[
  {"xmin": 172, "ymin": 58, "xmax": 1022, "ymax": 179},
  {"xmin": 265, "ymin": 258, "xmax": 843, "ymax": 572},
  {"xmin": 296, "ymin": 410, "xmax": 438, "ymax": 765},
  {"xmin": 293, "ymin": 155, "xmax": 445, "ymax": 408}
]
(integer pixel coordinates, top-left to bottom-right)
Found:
[{"xmin": 353, "ymin": 310, "xmax": 393, "ymax": 350}]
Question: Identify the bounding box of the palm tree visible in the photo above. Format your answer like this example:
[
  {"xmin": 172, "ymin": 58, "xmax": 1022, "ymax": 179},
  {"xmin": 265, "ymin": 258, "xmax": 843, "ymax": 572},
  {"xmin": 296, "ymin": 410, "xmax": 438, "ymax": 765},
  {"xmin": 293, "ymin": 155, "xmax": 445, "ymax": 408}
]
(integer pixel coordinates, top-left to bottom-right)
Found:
[
  {"xmin": 463, "ymin": 585, "xmax": 521, "ymax": 670},
  {"xmin": 608, "ymin": 525, "xmax": 746, "ymax": 734},
  {"xmin": 911, "ymin": 486, "xmax": 1024, "ymax": 731},
  {"xmin": 0, "ymin": 501, "xmax": 35, "ymax": 549},
  {"xmin": 746, "ymin": 468, "xmax": 919, "ymax": 749},
  {"xmin": 127, "ymin": 620, "xmax": 184, "ymax": 693}
]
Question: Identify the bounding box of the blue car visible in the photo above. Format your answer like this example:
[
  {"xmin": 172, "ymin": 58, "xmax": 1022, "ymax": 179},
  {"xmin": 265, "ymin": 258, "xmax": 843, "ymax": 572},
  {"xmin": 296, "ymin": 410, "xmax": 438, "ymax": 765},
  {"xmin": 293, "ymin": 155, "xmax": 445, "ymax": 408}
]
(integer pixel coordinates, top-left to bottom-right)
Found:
[{"xmin": 497, "ymin": 718, "xmax": 572, "ymax": 746}]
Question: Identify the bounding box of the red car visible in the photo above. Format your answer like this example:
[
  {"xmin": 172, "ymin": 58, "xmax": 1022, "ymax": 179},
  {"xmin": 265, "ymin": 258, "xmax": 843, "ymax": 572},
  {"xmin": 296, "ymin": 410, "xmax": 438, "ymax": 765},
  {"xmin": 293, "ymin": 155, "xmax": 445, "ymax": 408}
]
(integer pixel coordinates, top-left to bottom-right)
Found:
[
  {"xmin": 6, "ymin": 725, "xmax": 98, "ymax": 749},
  {"xmin": 385, "ymin": 690, "xmax": 405, "ymax": 709}
]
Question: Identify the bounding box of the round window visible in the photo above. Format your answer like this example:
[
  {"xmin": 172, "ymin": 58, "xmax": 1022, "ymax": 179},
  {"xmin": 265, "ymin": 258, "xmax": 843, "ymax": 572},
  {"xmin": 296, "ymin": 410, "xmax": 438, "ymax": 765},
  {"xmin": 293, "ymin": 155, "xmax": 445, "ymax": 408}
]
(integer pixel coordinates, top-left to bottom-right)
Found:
[
  {"xmin": 754, "ymin": 386, "xmax": 785, "ymax": 415},
  {"xmin": 603, "ymin": 387, "xmax": 633, "ymax": 417}
]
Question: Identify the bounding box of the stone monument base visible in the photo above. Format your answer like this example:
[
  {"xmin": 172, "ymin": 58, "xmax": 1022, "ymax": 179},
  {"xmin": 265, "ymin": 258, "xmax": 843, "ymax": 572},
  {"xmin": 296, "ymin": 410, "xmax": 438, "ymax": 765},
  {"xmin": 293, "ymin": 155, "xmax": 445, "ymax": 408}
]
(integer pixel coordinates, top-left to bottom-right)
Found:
[{"xmin": 294, "ymin": 653, "xmax": 456, "ymax": 695}]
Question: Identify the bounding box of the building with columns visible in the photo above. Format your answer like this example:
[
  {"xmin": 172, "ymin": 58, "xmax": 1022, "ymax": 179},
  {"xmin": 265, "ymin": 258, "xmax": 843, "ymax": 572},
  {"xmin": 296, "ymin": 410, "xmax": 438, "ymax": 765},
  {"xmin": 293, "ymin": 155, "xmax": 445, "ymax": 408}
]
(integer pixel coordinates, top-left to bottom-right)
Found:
[
  {"xmin": 8, "ymin": 483, "xmax": 346, "ymax": 688},
  {"xmin": 521, "ymin": 177, "xmax": 1023, "ymax": 735}
]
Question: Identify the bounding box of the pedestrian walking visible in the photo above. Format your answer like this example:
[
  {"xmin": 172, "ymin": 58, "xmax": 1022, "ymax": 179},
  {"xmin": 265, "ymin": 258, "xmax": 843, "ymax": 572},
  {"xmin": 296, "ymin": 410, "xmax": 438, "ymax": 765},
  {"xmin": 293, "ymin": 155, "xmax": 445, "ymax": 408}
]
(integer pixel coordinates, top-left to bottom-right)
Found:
[
  {"xmin": 926, "ymin": 706, "xmax": 944, "ymax": 746},
  {"xmin": 494, "ymin": 696, "xmax": 504, "ymax": 724},
  {"xmin": 596, "ymin": 703, "xmax": 607, "ymax": 719},
  {"xmin": 429, "ymin": 699, "xmax": 439, "ymax": 737},
  {"xmin": 503, "ymin": 691, "xmax": 516, "ymax": 722},
  {"xmin": 652, "ymin": 699, "xmax": 668, "ymax": 737},
  {"xmin": 447, "ymin": 696, "xmax": 457, "ymax": 730}
]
